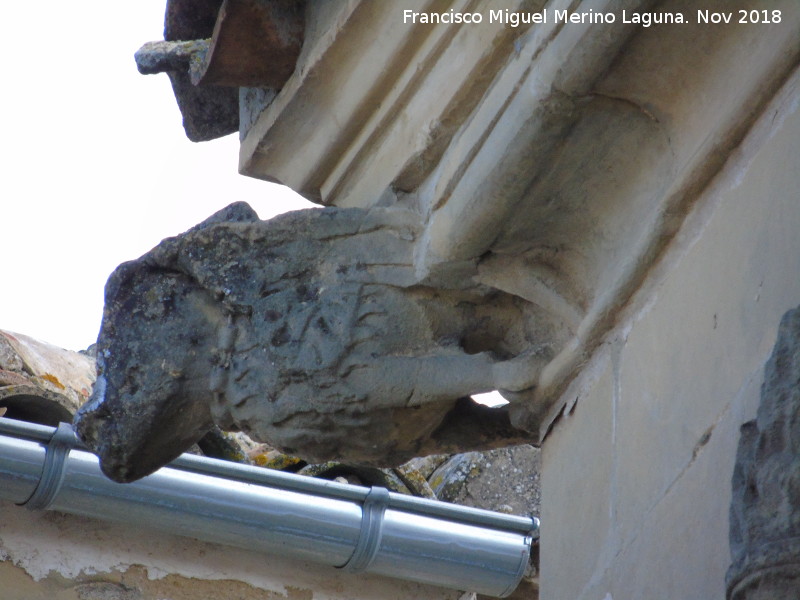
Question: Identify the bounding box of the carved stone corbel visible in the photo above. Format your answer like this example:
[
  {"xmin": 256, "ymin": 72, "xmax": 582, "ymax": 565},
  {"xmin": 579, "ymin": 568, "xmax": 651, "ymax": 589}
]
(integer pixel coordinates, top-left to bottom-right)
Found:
[{"xmin": 74, "ymin": 202, "xmax": 547, "ymax": 483}]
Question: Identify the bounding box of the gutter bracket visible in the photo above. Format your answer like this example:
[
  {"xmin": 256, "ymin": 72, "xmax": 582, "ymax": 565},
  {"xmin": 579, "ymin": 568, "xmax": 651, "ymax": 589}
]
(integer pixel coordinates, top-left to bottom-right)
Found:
[
  {"xmin": 341, "ymin": 486, "xmax": 390, "ymax": 573},
  {"xmin": 20, "ymin": 421, "xmax": 74, "ymax": 510}
]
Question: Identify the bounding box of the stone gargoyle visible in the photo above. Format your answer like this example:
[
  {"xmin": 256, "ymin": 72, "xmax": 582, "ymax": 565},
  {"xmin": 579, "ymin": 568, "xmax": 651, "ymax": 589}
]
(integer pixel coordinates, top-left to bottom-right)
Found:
[{"xmin": 75, "ymin": 202, "xmax": 547, "ymax": 483}]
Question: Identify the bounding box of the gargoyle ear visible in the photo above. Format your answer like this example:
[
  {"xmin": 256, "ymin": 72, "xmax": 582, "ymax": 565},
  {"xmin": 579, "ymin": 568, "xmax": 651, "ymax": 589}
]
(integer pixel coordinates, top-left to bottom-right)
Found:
[{"xmin": 189, "ymin": 201, "xmax": 260, "ymax": 233}]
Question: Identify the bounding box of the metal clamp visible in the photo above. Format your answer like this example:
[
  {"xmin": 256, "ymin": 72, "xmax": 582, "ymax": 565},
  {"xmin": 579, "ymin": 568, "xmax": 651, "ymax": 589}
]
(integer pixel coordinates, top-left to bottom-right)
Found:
[
  {"xmin": 21, "ymin": 422, "xmax": 75, "ymax": 510},
  {"xmin": 341, "ymin": 486, "xmax": 390, "ymax": 573}
]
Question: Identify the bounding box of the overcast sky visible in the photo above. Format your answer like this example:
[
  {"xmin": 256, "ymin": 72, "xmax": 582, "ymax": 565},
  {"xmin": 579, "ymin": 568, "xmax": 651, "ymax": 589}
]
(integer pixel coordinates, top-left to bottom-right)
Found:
[{"xmin": 1, "ymin": 1, "xmax": 310, "ymax": 351}]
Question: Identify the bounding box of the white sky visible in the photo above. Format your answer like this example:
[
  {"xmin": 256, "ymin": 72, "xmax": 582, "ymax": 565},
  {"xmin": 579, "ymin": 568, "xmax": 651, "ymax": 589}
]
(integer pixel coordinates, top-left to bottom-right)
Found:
[{"xmin": 1, "ymin": 1, "xmax": 310, "ymax": 351}]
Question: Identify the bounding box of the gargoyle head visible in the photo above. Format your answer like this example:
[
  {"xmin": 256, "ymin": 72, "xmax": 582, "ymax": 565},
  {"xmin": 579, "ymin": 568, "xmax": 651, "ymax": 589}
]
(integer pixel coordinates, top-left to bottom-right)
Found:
[{"xmin": 74, "ymin": 264, "xmax": 221, "ymax": 482}]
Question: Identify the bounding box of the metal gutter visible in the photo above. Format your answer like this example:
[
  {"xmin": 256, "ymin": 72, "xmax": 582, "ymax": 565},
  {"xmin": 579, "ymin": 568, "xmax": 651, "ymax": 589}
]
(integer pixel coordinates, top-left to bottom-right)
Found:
[{"xmin": 0, "ymin": 418, "xmax": 538, "ymax": 597}]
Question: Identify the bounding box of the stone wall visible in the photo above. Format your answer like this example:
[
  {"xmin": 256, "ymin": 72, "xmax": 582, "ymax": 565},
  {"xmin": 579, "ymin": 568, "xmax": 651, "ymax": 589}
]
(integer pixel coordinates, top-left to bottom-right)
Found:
[
  {"xmin": 0, "ymin": 499, "xmax": 461, "ymax": 600},
  {"xmin": 539, "ymin": 64, "xmax": 800, "ymax": 599}
]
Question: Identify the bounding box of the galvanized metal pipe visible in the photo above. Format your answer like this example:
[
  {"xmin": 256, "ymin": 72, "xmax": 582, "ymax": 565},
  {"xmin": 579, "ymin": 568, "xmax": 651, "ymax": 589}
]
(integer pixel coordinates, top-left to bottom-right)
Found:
[{"xmin": 0, "ymin": 418, "xmax": 537, "ymax": 597}]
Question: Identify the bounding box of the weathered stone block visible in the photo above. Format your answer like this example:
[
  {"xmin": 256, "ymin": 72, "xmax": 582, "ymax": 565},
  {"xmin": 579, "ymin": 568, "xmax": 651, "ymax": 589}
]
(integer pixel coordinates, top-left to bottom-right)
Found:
[{"xmin": 727, "ymin": 305, "xmax": 800, "ymax": 600}]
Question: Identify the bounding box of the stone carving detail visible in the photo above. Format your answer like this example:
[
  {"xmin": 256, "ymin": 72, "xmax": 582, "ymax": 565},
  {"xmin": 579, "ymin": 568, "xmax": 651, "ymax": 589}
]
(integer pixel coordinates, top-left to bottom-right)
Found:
[
  {"xmin": 75, "ymin": 203, "xmax": 549, "ymax": 482},
  {"xmin": 727, "ymin": 305, "xmax": 800, "ymax": 600}
]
